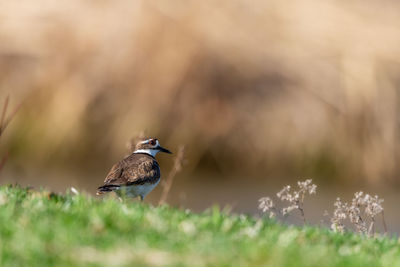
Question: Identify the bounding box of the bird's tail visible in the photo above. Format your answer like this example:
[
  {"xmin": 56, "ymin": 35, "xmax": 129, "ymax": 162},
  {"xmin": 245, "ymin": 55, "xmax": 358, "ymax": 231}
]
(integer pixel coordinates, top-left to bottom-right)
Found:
[{"xmin": 96, "ymin": 184, "xmax": 121, "ymax": 195}]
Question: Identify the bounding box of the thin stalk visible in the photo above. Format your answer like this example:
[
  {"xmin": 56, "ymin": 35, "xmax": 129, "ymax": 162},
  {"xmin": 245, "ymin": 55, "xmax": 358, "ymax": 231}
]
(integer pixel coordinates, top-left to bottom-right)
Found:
[
  {"xmin": 158, "ymin": 145, "xmax": 185, "ymax": 205},
  {"xmin": 381, "ymin": 211, "xmax": 388, "ymax": 234},
  {"xmin": 0, "ymin": 152, "xmax": 9, "ymax": 173},
  {"xmin": 0, "ymin": 99, "xmax": 23, "ymax": 137},
  {"xmin": 297, "ymin": 200, "xmax": 306, "ymax": 224},
  {"xmin": 368, "ymin": 218, "xmax": 375, "ymax": 237},
  {"xmin": 0, "ymin": 96, "xmax": 9, "ymax": 137}
]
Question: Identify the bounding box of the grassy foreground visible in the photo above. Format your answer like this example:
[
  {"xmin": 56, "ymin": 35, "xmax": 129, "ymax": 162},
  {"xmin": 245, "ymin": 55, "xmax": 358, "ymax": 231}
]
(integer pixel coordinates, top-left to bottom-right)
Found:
[{"xmin": 0, "ymin": 186, "xmax": 399, "ymax": 267}]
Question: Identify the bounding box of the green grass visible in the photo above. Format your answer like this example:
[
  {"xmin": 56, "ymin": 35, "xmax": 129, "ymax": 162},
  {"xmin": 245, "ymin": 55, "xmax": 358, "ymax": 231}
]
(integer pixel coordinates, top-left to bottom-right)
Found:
[{"xmin": 0, "ymin": 186, "xmax": 399, "ymax": 267}]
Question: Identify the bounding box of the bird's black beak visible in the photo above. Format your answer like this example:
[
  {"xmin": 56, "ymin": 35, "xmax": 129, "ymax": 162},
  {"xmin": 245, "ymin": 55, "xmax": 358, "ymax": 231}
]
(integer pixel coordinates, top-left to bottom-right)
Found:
[{"xmin": 157, "ymin": 146, "xmax": 172, "ymax": 154}]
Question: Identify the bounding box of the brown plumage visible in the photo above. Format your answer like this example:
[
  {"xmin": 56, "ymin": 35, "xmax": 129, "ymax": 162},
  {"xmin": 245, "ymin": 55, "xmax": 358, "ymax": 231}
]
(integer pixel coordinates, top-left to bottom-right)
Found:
[
  {"xmin": 96, "ymin": 138, "xmax": 172, "ymax": 200},
  {"xmin": 103, "ymin": 153, "xmax": 160, "ymax": 186}
]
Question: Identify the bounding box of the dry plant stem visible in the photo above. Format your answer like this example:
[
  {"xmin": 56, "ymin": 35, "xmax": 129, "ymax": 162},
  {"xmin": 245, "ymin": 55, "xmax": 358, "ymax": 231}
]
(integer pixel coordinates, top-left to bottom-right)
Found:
[
  {"xmin": 0, "ymin": 96, "xmax": 9, "ymax": 135},
  {"xmin": 0, "ymin": 152, "xmax": 9, "ymax": 173},
  {"xmin": 381, "ymin": 211, "xmax": 388, "ymax": 234},
  {"xmin": 158, "ymin": 145, "xmax": 185, "ymax": 205},
  {"xmin": 298, "ymin": 201, "xmax": 306, "ymax": 224},
  {"xmin": 368, "ymin": 218, "xmax": 375, "ymax": 236},
  {"xmin": 0, "ymin": 97, "xmax": 10, "ymax": 173},
  {"xmin": 271, "ymin": 207, "xmax": 279, "ymax": 218},
  {"xmin": 274, "ymin": 179, "xmax": 316, "ymax": 224},
  {"xmin": 0, "ymin": 99, "xmax": 23, "ymax": 137},
  {"xmin": 0, "ymin": 96, "xmax": 23, "ymax": 174},
  {"xmin": 357, "ymin": 215, "xmax": 366, "ymax": 234}
]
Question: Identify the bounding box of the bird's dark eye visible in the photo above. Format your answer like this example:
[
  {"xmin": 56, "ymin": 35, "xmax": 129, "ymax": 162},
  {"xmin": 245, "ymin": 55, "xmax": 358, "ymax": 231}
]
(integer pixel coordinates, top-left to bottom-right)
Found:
[{"xmin": 149, "ymin": 139, "xmax": 156, "ymax": 146}]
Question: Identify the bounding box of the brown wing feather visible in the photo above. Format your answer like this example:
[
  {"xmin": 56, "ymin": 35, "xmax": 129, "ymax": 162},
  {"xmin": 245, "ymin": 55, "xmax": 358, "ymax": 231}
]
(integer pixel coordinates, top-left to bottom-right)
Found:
[
  {"xmin": 102, "ymin": 153, "xmax": 160, "ymax": 186},
  {"xmin": 124, "ymin": 159, "xmax": 160, "ymax": 185},
  {"xmin": 103, "ymin": 162, "xmax": 123, "ymax": 184}
]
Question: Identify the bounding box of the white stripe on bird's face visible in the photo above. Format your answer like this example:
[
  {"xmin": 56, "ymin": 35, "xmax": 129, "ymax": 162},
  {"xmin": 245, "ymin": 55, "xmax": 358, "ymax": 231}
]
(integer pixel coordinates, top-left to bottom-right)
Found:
[{"xmin": 135, "ymin": 139, "xmax": 162, "ymax": 156}]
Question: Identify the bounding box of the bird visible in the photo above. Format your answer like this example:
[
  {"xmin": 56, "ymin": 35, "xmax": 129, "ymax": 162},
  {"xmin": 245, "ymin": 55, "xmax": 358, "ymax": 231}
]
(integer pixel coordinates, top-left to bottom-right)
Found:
[{"xmin": 96, "ymin": 137, "xmax": 172, "ymax": 201}]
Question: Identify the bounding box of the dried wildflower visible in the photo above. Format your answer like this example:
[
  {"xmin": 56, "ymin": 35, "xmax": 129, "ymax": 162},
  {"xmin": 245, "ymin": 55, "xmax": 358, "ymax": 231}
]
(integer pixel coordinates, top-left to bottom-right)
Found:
[
  {"xmin": 331, "ymin": 198, "xmax": 347, "ymax": 233},
  {"xmin": 351, "ymin": 191, "xmax": 386, "ymax": 235},
  {"xmin": 276, "ymin": 179, "xmax": 317, "ymax": 223},
  {"xmin": 365, "ymin": 195, "xmax": 384, "ymax": 218},
  {"xmin": 258, "ymin": 197, "xmax": 274, "ymax": 212},
  {"xmin": 348, "ymin": 192, "xmax": 368, "ymax": 234},
  {"xmin": 331, "ymin": 191, "xmax": 386, "ymax": 236},
  {"xmin": 282, "ymin": 205, "xmax": 298, "ymax": 216},
  {"xmin": 259, "ymin": 179, "xmax": 318, "ymax": 222},
  {"xmin": 360, "ymin": 193, "xmax": 384, "ymax": 236},
  {"xmin": 348, "ymin": 207, "xmax": 367, "ymax": 234},
  {"xmin": 298, "ymin": 179, "xmax": 317, "ymax": 195},
  {"xmin": 277, "ymin": 186, "xmax": 291, "ymax": 201},
  {"xmin": 258, "ymin": 197, "xmax": 276, "ymax": 218}
]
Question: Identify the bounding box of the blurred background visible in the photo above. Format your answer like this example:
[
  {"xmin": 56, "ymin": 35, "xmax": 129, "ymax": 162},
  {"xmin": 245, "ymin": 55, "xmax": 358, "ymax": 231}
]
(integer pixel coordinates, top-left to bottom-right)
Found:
[{"xmin": 1, "ymin": 0, "xmax": 400, "ymax": 231}]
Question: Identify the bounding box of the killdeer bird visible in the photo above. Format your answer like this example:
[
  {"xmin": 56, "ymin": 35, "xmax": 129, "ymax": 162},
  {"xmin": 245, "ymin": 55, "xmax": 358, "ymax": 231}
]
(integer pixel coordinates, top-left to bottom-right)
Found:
[{"xmin": 96, "ymin": 138, "xmax": 172, "ymax": 201}]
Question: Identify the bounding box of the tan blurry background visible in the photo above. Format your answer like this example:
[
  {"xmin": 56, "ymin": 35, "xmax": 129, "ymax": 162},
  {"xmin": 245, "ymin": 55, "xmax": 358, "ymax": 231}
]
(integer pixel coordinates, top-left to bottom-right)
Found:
[{"xmin": 1, "ymin": 0, "xmax": 400, "ymax": 231}]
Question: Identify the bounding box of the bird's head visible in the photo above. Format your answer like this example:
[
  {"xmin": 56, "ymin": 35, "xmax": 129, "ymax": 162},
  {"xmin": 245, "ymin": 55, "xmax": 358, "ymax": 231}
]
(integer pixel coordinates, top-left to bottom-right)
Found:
[{"xmin": 134, "ymin": 138, "xmax": 172, "ymax": 157}]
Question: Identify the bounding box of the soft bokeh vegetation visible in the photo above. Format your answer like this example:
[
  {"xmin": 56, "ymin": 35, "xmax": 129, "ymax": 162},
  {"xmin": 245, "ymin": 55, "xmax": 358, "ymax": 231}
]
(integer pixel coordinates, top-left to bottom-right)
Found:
[
  {"xmin": 1, "ymin": 186, "xmax": 400, "ymax": 266},
  {"xmin": 1, "ymin": 0, "xmax": 400, "ymax": 185}
]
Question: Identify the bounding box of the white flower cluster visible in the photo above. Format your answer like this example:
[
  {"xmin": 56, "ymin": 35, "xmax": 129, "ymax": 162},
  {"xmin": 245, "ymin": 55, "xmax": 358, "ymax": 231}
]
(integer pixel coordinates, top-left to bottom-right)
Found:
[
  {"xmin": 357, "ymin": 193, "xmax": 384, "ymax": 218},
  {"xmin": 331, "ymin": 198, "xmax": 347, "ymax": 233},
  {"xmin": 258, "ymin": 197, "xmax": 276, "ymax": 218},
  {"xmin": 298, "ymin": 179, "xmax": 317, "ymax": 195},
  {"xmin": 331, "ymin": 191, "xmax": 385, "ymax": 235},
  {"xmin": 276, "ymin": 186, "xmax": 299, "ymax": 216},
  {"xmin": 277, "ymin": 179, "xmax": 317, "ymax": 217},
  {"xmin": 258, "ymin": 180, "xmax": 387, "ymax": 236},
  {"xmin": 348, "ymin": 192, "xmax": 367, "ymax": 234},
  {"xmin": 258, "ymin": 179, "xmax": 317, "ymax": 222},
  {"xmin": 276, "ymin": 186, "xmax": 291, "ymax": 201}
]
